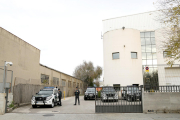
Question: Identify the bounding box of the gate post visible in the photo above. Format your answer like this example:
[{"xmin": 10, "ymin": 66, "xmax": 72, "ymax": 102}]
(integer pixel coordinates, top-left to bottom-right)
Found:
[
  {"xmin": 141, "ymin": 87, "xmax": 144, "ymax": 113},
  {"xmin": 95, "ymin": 87, "xmax": 96, "ymax": 113}
]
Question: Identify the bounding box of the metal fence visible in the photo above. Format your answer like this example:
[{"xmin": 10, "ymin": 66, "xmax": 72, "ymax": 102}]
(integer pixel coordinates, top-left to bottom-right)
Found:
[
  {"xmin": 144, "ymin": 85, "xmax": 180, "ymax": 93},
  {"xmin": 95, "ymin": 86, "xmax": 142, "ymax": 113},
  {"xmin": 142, "ymin": 64, "xmax": 180, "ymax": 91},
  {"xmin": 13, "ymin": 84, "xmax": 64, "ymax": 104}
]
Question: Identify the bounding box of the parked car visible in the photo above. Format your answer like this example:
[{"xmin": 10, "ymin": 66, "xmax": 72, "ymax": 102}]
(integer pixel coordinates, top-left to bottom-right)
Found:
[
  {"xmin": 122, "ymin": 86, "xmax": 141, "ymax": 102},
  {"xmin": 84, "ymin": 87, "xmax": 97, "ymax": 100},
  {"xmin": 31, "ymin": 87, "xmax": 59, "ymax": 108},
  {"xmin": 101, "ymin": 86, "xmax": 118, "ymax": 102}
]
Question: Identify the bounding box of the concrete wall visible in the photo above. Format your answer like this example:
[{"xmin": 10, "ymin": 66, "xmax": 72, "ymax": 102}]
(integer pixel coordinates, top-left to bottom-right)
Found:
[
  {"xmin": 103, "ymin": 28, "xmax": 143, "ymax": 86},
  {"xmin": 143, "ymin": 92, "xmax": 180, "ymax": 113},
  {"xmin": 0, "ymin": 93, "xmax": 6, "ymax": 115},
  {"xmin": 0, "ymin": 27, "xmax": 41, "ymax": 85}
]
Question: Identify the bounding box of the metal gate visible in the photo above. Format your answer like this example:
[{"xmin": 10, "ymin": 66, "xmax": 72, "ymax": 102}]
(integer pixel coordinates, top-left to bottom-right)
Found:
[{"xmin": 95, "ymin": 86, "xmax": 143, "ymax": 113}]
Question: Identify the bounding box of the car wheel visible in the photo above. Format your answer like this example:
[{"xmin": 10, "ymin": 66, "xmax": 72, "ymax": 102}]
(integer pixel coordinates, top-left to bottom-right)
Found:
[
  {"xmin": 84, "ymin": 97, "xmax": 87, "ymax": 100},
  {"xmin": 32, "ymin": 105, "xmax": 37, "ymax": 108},
  {"xmin": 51, "ymin": 100, "xmax": 54, "ymax": 108},
  {"xmin": 101, "ymin": 98, "xmax": 104, "ymax": 102},
  {"xmin": 54, "ymin": 101, "xmax": 57, "ymax": 106}
]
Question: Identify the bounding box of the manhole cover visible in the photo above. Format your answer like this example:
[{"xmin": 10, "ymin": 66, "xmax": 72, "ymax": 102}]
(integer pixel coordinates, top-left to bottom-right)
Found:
[{"xmin": 43, "ymin": 114, "xmax": 54, "ymax": 117}]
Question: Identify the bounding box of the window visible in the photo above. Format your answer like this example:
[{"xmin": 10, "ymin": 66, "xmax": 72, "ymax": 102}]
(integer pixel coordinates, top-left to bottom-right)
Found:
[
  {"xmin": 73, "ymin": 82, "xmax": 76, "ymax": 88},
  {"xmin": 68, "ymin": 81, "xmax": 71, "ymax": 88},
  {"xmin": 53, "ymin": 77, "xmax": 59, "ymax": 86},
  {"xmin": 77, "ymin": 83, "xmax": 79, "ymax": 88},
  {"xmin": 62, "ymin": 80, "xmax": 66, "ymax": 86},
  {"xmin": 163, "ymin": 51, "xmax": 170, "ymax": 58},
  {"xmin": 141, "ymin": 31, "xmax": 157, "ymax": 66},
  {"xmin": 131, "ymin": 52, "xmax": 137, "ymax": 59},
  {"xmin": 41, "ymin": 74, "xmax": 49, "ymax": 84},
  {"xmin": 112, "ymin": 52, "xmax": 119, "ymax": 59}
]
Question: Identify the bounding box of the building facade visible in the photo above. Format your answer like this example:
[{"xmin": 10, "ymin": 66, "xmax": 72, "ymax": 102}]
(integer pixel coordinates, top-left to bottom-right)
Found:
[{"xmin": 103, "ymin": 11, "xmax": 180, "ymax": 87}]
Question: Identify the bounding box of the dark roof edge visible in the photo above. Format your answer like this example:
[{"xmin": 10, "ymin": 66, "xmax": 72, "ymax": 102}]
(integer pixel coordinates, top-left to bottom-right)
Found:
[
  {"xmin": 0, "ymin": 26, "xmax": 40, "ymax": 51},
  {"xmin": 40, "ymin": 63, "xmax": 83, "ymax": 81}
]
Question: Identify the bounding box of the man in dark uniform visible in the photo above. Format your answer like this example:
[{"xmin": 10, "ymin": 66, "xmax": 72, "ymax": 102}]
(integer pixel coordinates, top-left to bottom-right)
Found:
[
  {"xmin": 58, "ymin": 88, "xmax": 62, "ymax": 106},
  {"xmin": 74, "ymin": 87, "xmax": 80, "ymax": 105}
]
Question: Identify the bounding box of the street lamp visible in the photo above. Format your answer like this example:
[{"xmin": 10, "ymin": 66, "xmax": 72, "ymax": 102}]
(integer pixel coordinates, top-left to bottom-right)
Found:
[{"xmin": 2, "ymin": 61, "xmax": 13, "ymax": 93}]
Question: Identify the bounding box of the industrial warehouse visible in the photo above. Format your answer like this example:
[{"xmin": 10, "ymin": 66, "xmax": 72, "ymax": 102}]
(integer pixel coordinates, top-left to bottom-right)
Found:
[{"xmin": 0, "ymin": 27, "xmax": 86, "ymax": 106}]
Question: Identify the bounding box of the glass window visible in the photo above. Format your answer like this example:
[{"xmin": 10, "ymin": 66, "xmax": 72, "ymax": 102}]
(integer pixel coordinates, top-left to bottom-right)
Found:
[
  {"xmin": 153, "ymin": 60, "xmax": 157, "ymax": 65},
  {"xmin": 112, "ymin": 52, "xmax": 119, "ymax": 59},
  {"xmin": 142, "ymin": 60, "xmax": 146, "ymax": 65},
  {"xmin": 141, "ymin": 46, "xmax": 145, "ymax": 52},
  {"xmin": 145, "ymin": 32, "xmax": 151, "ymax": 37},
  {"xmin": 145, "ymin": 38, "xmax": 151, "ymax": 45},
  {"xmin": 147, "ymin": 60, "xmax": 153, "ymax": 65},
  {"xmin": 153, "ymin": 53, "xmax": 157, "ymax": 59},
  {"xmin": 151, "ymin": 32, "xmax": 155, "ymax": 37},
  {"xmin": 41, "ymin": 74, "xmax": 49, "ymax": 84},
  {"xmin": 152, "ymin": 45, "xmax": 156, "ymax": 52},
  {"xmin": 146, "ymin": 45, "xmax": 151, "ymax": 52},
  {"xmin": 131, "ymin": 52, "xmax": 137, "ymax": 59},
  {"xmin": 141, "ymin": 38, "xmax": 145, "ymax": 45},
  {"xmin": 142, "ymin": 53, "xmax": 146, "ymax": 59},
  {"xmin": 140, "ymin": 32, "xmax": 144, "ymax": 37},
  {"xmin": 151, "ymin": 38, "xmax": 155, "ymax": 44},
  {"xmin": 147, "ymin": 53, "xmax": 153, "ymax": 59},
  {"xmin": 163, "ymin": 51, "xmax": 170, "ymax": 58}
]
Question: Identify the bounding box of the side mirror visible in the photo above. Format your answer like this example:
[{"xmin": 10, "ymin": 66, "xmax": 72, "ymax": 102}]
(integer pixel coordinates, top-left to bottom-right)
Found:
[{"xmin": 36, "ymin": 93, "xmax": 38, "ymax": 94}]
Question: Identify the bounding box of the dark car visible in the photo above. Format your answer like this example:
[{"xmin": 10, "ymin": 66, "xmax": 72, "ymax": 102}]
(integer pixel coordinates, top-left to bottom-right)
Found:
[
  {"xmin": 101, "ymin": 86, "xmax": 118, "ymax": 102},
  {"xmin": 122, "ymin": 86, "xmax": 141, "ymax": 102},
  {"xmin": 84, "ymin": 87, "xmax": 97, "ymax": 100}
]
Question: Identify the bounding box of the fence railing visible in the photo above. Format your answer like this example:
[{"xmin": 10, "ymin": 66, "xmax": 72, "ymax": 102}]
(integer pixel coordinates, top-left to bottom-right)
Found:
[{"xmin": 144, "ymin": 85, "xmax": 180, "ymax": 93}]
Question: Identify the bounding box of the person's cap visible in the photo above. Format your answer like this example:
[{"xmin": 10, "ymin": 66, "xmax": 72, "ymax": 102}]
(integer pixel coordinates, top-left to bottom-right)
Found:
[
  {"xmin": 58, "ymin": 89, "xmax": 60, "ymax": 90},
  {"xmin": 76, "ymin": 87, "xmax": 78, "ymax": 88}
]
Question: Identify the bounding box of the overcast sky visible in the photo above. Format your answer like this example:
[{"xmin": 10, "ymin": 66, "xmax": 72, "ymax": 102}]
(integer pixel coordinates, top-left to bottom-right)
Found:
[{"xmin": 0, "ymin": 0, "xmax": 156, "ymax": 78}]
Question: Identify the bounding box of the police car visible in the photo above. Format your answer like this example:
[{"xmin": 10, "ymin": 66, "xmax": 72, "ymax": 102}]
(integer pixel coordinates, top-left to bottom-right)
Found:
[{"xmin": 31, "ymin": 87, "xmax": 59, "ymax": 108}]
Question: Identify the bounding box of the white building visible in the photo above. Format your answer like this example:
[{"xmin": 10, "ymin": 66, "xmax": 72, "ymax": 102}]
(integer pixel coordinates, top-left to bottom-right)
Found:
[{"xmin": 103, "ymin": 11, "xmax": 180, "ymax": 87}]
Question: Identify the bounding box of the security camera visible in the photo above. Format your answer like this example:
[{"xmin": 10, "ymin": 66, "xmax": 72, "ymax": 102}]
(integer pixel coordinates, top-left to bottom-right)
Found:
[{"xmin": 5, "ymin": 62, "xmax": 13, "ymax": 66}]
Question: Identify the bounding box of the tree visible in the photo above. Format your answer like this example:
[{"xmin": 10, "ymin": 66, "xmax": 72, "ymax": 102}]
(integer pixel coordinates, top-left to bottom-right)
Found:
[
  {"xmin": 155, "ymin": 0, "xmax": 180, "ymax": 66},
  {"xmin": 73, "ymin": 61, "xmax": 102, "ymax": 86}
]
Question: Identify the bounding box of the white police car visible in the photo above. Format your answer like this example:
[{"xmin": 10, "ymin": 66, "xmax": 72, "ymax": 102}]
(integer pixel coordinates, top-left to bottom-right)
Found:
[{"xmin": 31, "ymin": 87, "xmax": 59, "ymax": 108}]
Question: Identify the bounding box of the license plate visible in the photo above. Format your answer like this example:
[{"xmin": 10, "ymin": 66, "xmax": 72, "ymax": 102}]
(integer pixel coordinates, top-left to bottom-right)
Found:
[
  {"xmin": 89, "ymin": 94, "xmax": 93, "ymax": 96},
  {"xmin": 37, "ymin": 101, "xmax": 43, "ymax": 103},
  {"xmin": 108, "ymin": 97, "xmax": 113, "ymax": 99}
]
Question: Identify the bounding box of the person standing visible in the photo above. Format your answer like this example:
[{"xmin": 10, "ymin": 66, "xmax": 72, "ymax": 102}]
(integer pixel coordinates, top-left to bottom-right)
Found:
[
  {"xmin": 58, "ymin": 88, "xmax": 62, "ymax": 106},
  {"xmin": 74, "ymin": 87, "xmax": 80, "ymax": 105}
]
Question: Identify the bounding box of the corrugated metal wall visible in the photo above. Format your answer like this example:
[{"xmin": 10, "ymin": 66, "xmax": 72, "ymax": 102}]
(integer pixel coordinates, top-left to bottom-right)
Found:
[{"xmin": 102, "ymin": 11, "xmax": 163, "ymax": 35}]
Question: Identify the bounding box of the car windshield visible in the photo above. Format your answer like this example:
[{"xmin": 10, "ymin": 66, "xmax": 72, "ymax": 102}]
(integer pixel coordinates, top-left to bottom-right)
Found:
[
  {"xmin": 87, "ymin": 88, "xmax": 95, "ymax": 92},
  {"xmin": 127, "ymin": 87, "xmax": 139, "ymax": 93},
  {"xmin": 127, "ymin": 87, "xmax": 138, "ymax": 91},
  {"xmin": 38, "ymin": 90, "xmax": 53, "ymax": 95},
  {"xmin": 102, "ymin": 88, "xmax": 115, "ymax": 92}
]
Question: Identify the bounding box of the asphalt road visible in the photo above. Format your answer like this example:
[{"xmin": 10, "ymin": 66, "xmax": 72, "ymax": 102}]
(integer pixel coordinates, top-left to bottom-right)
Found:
[
  {"xmin": 0, "ymin": 96, "xmax": 180, "ymax": 120},
  {"xmin": 12, "ymin": 96, "xmax": 95, "ymax": 114}
]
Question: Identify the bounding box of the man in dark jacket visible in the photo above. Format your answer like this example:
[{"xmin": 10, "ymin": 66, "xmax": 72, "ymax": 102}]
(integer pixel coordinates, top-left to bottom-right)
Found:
[
  {"xmin": 58, "ymin": 88, "xmax": 62, "ymax": 106},
  {"xmin": 74, "ymin": 87, "xmax": 80, "ymax": 105}
]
